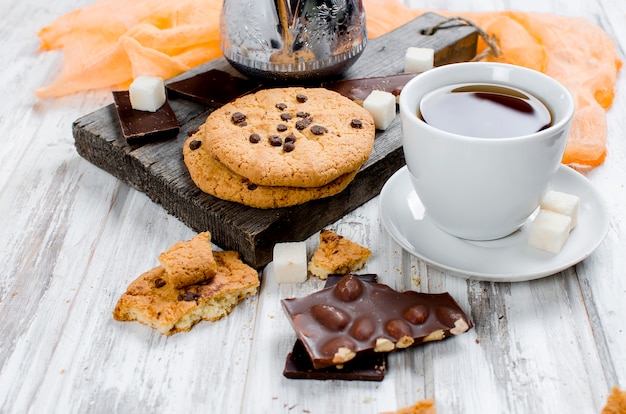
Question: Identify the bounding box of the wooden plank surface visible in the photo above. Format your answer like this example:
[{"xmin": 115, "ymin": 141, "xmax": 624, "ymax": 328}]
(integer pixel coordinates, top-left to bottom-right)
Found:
[{"xmin": 72, "ymin": 12, "xmax": 478, "ymax": 268}]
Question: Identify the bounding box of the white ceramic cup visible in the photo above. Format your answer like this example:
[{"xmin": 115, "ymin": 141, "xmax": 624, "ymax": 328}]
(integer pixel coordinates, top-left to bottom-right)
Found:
[{"xmin": 399, "ymin": 62, "xmax": 575, "ymax": 240}]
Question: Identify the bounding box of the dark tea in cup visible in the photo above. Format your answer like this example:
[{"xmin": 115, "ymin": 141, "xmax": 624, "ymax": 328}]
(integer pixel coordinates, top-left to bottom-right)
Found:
[{"xmin": 418, "ymin": 83, "xmax": 552, "ymax": 138}]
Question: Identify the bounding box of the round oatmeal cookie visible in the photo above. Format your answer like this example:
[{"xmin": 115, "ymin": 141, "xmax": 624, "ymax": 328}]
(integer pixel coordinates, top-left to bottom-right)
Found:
[
  {"xmin": 201, "ymin": 87, "xmax": 375, "ymax": 188},
  {"xmin": 183, "ymin": 126, "xmax": 360, "ymax": 208}
]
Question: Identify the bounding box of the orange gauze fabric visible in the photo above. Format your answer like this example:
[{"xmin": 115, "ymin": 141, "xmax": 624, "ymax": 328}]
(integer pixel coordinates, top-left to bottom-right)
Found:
[
  {"xmin": 362, "ymin": 2, "xmax": 621, "ymax": 167},
  {"xmin": 36, "ymin": 0, "xmax": 222, "ymax": 97},
  {"xmin": 36, "ymin": 0, "xmax": 621, "ymax": 168}
]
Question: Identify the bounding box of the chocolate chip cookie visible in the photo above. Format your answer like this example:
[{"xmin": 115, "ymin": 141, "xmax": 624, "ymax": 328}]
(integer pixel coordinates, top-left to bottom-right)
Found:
[
  {"xmin": 199, "ymin": 87, "xmax": 375, "ymax": 188},
  {"xmin": 183, "ymin": 125, "xmax": 360, "ymax": 208}
]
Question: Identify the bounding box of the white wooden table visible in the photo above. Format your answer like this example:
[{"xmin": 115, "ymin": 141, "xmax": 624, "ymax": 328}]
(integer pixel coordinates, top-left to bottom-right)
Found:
[{"xmin": 1, "ymin": 1, "xmax": 624, "ymax": 413}]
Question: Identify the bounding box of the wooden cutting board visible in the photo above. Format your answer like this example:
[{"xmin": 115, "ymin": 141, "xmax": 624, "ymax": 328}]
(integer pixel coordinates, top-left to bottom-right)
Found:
[{"xmin": 72, "ymin": 12, "xmax": 477, "ymax": 268}]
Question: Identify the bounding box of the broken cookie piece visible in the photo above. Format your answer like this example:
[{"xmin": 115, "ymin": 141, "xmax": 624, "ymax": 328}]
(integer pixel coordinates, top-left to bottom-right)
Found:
[
  {"xmin": 158, "ymin": 231, "xmax": 217, "ymax": 289},
  {"xmin": 113, "ymin": 251, "xmax": 259, "ymax": 335},
  {"xmin": 308, "ymin": 229, "xmax": 371, "ymax": 280}
]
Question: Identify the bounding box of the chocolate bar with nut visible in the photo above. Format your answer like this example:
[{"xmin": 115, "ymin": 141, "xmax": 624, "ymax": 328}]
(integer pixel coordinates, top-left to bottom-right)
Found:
[
  {"xmin": 282, "ymin": 274, "xmax": 472, "ymax": 370},
  {"xmin": 283, "ymin": 274, "xmax": 386, "ymax": 381}
]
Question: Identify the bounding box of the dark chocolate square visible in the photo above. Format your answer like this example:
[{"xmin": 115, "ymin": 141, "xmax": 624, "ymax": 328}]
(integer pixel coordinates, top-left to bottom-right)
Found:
[
  {"xmin": 166, "ymin": 69, "xmax": 260, "ymax": 107},
  {"xmin": 112, "ymin": 91, "xmax": 179, "ymax": 144}
]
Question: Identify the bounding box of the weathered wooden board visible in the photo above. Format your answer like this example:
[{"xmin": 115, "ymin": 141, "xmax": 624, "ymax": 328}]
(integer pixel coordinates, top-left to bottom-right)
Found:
[{"xmin": 72, "ymin": 12, "xmax": 477, "ymax": 268}]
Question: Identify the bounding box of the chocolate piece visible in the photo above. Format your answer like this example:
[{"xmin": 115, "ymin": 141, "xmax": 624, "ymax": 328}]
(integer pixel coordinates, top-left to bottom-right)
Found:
[
  {"xmin": 310, "ymin": 125, "xmax": 328, "ymax": 135},
  {"xmin": 350, "ymin": 119, "xmax": 363, "ymax": 129},
  {"xmin": 112, "ymin": 91, "xmax": 180, "ymax": 144},
  {"xmin": 282, "ymin": 274, "xmax": 472, "ymax": 369},
  {"xmin": 284, "ymin": 274, "xmax": 386, "ymax": 381},
  {"xmin": 249, "ymin": 133, "xmax": 261, "ymax": 143},
  {"xmin": 325, "ymin": 273, "xmax": 377, "ymax": 286},
  {"xmin": 269, "ymin": 135, "xmax": 282, "ymax": 146},
  {"xmin": 283, "ymin": 340, "xmax": 386, "ymax": 381},
  {"xmin": 323, "ymin": 73, "xmax": 418, "ymax": 104},
  {"xmin": 295, "ymin": 118, "xmax": 312, "ymax": 130},
  {"xmin": 166, "ymin": 69, "xmax": 259, "ymax": 107},
  {"xmin": 231, "ymin": 112, "xmax": 246, "ymax": 124}
]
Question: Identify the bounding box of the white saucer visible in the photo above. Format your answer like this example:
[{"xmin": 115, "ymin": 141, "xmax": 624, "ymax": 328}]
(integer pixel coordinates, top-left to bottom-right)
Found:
[{"xmin": 379, "ymin": 165, "xmax": 610, "ymax": 282}]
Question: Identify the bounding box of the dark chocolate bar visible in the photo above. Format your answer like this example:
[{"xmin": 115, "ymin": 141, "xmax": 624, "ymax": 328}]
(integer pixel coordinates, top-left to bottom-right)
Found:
[
  {"xmin": 282, "ymin": 274, "xmax": 473, "ymax": 370},
  {"xmin": 283, "ymin": 274, "xmax": 385, "ymax": 381},
  {"xmin": 112, "ymin": 91, "xmax": 179, "ymax": 144},
  {"xmin": 166, "ymin": 69, "xmax": 260, "ymax": 107},
  {"xmin": 322, "ymin": 73, "xmax": 418, "ymax": 103}
]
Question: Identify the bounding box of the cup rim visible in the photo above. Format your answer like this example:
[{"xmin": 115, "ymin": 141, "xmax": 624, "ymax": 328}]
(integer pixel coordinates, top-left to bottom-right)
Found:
[{"xmin": 399, "ymin": 62, "xmax": 576, "ymax": 141}]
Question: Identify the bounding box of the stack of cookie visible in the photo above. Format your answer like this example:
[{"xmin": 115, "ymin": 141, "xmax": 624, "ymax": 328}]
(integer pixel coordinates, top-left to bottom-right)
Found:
[{"xmin": 183, "ymin": 87, "xmax": 376, "ymax": 208}]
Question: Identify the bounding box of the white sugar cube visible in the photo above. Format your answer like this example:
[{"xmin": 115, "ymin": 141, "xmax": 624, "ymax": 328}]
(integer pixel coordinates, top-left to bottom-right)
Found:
[
  {"xmin": 272, "ymin": 241, "xmax": 308, "ymax": 283},
  {"xmin": 540, "ymin": 190, "xmax": 580, "ymax": 230},
  {"xmin": 129, "ymin": 76, "xmax": 166, "ymax": 112},
  {"xmin": 404, "ymin": 47, "xmax": 434, "ymax": 73},
  {"xmin": 363, "ymin": 90, "xmax": 396, "ymax": 130},
  {"xmin": 528, "ymin": 210, "xmax": 572, "ymax": 254}
]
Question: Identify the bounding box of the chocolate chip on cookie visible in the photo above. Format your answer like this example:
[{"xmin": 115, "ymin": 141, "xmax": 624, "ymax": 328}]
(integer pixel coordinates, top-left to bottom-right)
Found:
[
  {"xmin": 249, "ymin": 133, "xmax": 261, "ymax": 143},
  {"xmin": 351, "ymin": 119, "xmax": 363, "ymax": 129},
  {"xmin": 269, "ymin": 135, "xmax": 283, "ymax": 146},
  {"xmin": 296, "ymin": 93, "xmax": 308, "ymax": 103},
  {"xmin": 296, "ymin": 117, "xmax": 312, "ymax": 130},
  {"xmin": 231, "ymin": 112, "xmax": 247, "ymax": 124},
  {"xmin": 310, "ymin": 125, "xmax": 328, "ymax": 135},
  {"xmin": 284, "ymin": 142, "xmax": 296, "ymax": 152},
  {"xmin": 189, "ymin": 140, "xmax": 202, "ymax": 150},
  {"xmin": 178, "ymin": 291, "xmax": 200, "ymax": 302}
]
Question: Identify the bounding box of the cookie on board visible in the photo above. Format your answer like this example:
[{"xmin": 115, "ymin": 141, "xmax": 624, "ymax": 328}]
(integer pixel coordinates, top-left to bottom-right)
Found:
[
  {"xmin": 183, "ymin": 125, "xmax": 360, "ymax": 208},
  {"xmin": 113, "ymin": 251, "xmax": 259, "ymax": 335},
  {"xmin": 201, "ymin": 87, "xmax": 375, "ymax": 188}
]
